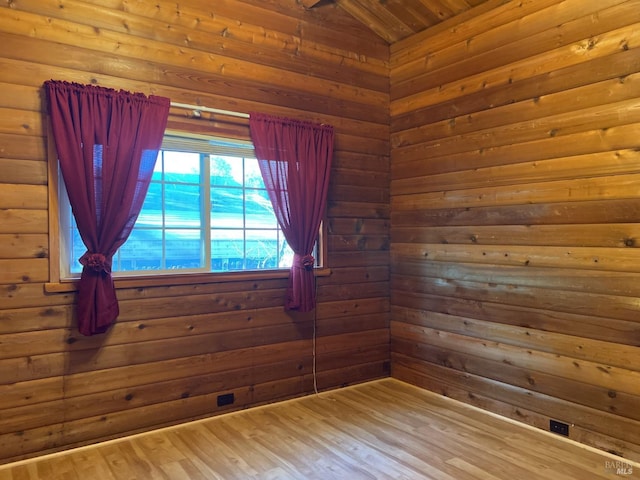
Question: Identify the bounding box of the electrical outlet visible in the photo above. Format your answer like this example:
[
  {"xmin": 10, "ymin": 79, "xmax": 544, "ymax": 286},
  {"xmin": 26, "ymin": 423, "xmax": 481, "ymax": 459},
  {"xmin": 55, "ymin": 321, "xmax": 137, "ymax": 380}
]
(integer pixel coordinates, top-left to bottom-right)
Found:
[
  {"xmin": 550, "ymin": 419, "xmax": 569, "ymax": 436},
  {"xmin": 217, "ymin": 392, "xmax": 235, "ymax": 407}
]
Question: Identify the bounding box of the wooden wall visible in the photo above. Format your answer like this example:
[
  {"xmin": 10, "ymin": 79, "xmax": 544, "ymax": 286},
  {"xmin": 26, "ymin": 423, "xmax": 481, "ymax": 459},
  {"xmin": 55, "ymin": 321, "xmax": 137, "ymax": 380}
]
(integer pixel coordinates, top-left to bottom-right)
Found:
[
  {"xmin": 0, "ymin": 0, "xmax": 390, "ymax": 464},
  {"xmin": 390, "ymin": 0, "xmax": 640, "ymax": 461}
]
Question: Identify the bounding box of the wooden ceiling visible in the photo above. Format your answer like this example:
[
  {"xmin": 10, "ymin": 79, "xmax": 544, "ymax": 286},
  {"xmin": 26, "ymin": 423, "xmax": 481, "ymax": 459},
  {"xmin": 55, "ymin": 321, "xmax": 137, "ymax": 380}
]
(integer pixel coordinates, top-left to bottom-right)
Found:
[{"xmin": 303, "ymin": 0, "xmax": 494, "ymax": 44}]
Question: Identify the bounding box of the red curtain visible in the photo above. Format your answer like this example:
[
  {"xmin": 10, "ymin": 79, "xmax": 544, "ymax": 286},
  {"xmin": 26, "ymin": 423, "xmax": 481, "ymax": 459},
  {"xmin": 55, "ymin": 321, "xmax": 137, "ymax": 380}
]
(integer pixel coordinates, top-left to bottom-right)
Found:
[
  {"xmin": 249, "ymin": 113, "xmax": 334, "ymax": 312},
  {"xmin": 45, "ymin": 80, "xmax": 170, "ymax": 336}
]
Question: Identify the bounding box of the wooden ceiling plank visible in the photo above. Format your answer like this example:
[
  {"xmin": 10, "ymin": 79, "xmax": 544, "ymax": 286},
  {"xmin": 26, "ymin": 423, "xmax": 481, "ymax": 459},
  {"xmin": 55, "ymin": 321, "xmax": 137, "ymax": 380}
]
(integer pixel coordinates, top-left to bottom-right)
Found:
[
  {"xmin": 416, "ymin": 0, "xmax": 457, "ymax": 21},
  {"xmin": 328, "ymin": 0, "xmax": 496, "ymax": 44},
  {"xmin": 443, "ymin": 0, "xmax": 476, "ymax": 11},
  {"xmin": 382, "ymin": 0, "xmax": 439, "ymax": 32},
  {"xmin": 300, "ymin": 0, "xmax": 324, "ymax": 8},
  {"xmin": 337, "ymin": 0, "xmax": 417, "ymax": 43}
]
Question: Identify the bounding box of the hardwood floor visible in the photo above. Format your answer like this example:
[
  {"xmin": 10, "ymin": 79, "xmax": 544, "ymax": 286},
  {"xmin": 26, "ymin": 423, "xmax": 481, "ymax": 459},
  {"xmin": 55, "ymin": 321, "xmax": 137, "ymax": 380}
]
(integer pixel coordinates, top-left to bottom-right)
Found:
[{"xmin": 0, "ymin": 378, "xmax": 636, "ymax": 479}]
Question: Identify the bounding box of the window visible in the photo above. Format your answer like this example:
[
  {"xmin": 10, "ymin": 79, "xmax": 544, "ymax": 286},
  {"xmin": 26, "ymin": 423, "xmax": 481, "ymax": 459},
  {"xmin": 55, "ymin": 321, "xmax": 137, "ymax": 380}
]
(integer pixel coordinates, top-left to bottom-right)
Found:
[{"xmin": 57, "ymin": 132, "xmax": 320, "ymax": 280}]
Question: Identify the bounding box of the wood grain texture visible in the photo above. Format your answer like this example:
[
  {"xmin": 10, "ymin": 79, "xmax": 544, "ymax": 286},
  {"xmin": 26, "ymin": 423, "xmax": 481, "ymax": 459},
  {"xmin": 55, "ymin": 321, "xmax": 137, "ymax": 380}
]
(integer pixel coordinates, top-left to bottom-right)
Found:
[
  {"xmin": 390, "ymin": 0, "xmax": 640, "ymax": 462},
  {"xmin": 1, "ymin": 379, "xmax": 636, "ymax": 480},
  {"xmin": 336, "ymin": 0, "xmax": 498, "ymax": 44},
  {"xmin": 0, "ymin": 0, "xmax": 389, "ymax": 465},
  {"xmin": 3, "ymin": 0, "xmax": 639, "ymax": 467}
]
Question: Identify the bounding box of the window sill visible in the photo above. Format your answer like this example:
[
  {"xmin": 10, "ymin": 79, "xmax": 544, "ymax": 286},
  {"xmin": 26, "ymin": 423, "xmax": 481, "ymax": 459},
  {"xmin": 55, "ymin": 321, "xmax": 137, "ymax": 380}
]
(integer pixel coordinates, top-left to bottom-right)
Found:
[{"xmin": 44, "ymin": 268, "xmax": 332, "ymax": 293}]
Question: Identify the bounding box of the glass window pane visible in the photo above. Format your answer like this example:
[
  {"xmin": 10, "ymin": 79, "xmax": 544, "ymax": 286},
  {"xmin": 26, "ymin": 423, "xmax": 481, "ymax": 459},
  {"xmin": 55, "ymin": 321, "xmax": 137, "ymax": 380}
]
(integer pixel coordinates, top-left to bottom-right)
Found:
[
  {"xmin": 244, "ymin": 158, "xmax": 265, "ymax": 188},
  {"xmin": 163, "ymin": 151, "xmax": 200, "ymax": 183},
  {"xmin": 166, "ymin": 229, "xmax": 202, "ymax": 269},
  {"xmin": 118, "ymin": 229, "xmax": 163, "ymax": 271},
  {"xmin": 278, "ymin": 239, "xmax": 294, "ymax": 269},
  {"xmin": 139, "ymin": 182, "xmax": 163, "ymax": 228},
  {"xmin": 246, "ymin": 230, "xmax": 279, "ymax": 270},
  {"xmin": 211, "ymin": 229, "xmax": 244, "ymax": 271},
  {"xmin": 245, "ymin": 190, "xmax": 276, "ymax": 228},
  {"xmin": 165, "ymin": 184, "xmax": 201, "ymax": 228},
  {"xmin": 210, "ymin": 156, "xmax": 241, "ymax": 187},
  {"xmin": 152, "ymin": 155, "xmax": 163, "ymax": 182},
  {"xmin": 69, "ymin": 225, "xmax": 85, "ymax": 274},
  {"xmin": 211, "ymin": 187, "xmax": 243, "ymax": 228}
]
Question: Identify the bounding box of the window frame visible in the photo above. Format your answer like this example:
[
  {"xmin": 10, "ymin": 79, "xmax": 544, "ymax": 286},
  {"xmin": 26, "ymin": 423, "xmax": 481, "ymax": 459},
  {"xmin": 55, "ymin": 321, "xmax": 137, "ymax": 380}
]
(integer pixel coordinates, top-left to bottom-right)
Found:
[{"xmin": 45, "ymin": 125, "xmax": 329, "ymax": 293}]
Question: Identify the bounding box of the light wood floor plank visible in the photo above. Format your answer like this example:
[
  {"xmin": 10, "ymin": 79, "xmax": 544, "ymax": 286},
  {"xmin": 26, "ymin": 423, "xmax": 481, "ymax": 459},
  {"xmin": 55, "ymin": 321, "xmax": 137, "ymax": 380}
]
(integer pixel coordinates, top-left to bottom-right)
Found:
[{"xmin": 0, "ymin": 378, "xmax": 637, "ymax": 479}]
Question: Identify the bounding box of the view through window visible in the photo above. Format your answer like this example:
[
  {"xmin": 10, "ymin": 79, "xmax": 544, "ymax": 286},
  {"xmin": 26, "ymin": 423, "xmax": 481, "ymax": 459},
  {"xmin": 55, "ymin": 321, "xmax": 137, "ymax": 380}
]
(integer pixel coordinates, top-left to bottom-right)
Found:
[{"xmin": 59, "ymin": 133, "xmax": 298, "ymax": 278}]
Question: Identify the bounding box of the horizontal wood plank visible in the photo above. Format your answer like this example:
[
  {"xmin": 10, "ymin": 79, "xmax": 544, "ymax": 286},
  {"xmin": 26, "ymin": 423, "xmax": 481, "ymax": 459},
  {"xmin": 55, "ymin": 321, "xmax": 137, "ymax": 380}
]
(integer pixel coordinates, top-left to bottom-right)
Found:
[{"xmin": 390, "ymin": 223, "xmax": 640, "ymax": 248}]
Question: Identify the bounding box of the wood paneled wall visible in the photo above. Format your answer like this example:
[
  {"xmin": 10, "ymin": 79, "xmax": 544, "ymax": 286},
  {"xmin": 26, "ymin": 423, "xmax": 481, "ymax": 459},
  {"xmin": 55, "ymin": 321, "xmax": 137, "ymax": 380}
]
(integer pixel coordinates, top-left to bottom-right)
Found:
[
  {"xmin": 390, "ymin": 0, "xmax": 640, "ymax": 461},
  {"xmin": 4, "ymin": 0, "xmax": 639, "ymax": 466},
  {"xmin": 0, "ymin": 0, "xmax": 390, "ymax": 464}
]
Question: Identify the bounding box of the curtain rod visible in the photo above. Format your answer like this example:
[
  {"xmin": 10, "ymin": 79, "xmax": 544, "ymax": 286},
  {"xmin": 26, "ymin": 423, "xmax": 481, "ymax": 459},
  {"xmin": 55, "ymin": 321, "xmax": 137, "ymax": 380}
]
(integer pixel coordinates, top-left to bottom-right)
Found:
[{"xmin": 170, "ymin": 101, "xmax": 250, "ymax": 119}]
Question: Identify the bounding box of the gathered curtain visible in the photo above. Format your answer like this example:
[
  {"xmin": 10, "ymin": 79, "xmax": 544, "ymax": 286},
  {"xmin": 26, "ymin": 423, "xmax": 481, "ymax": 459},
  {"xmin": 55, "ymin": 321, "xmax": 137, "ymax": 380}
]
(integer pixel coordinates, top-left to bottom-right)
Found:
[
  {"xmin": 45, "ymin": 80, "xmax": 170, "ymax": 336},
  {"xmin": 249, "ymin": 112, "xmax": 334, "ymax": 312}
]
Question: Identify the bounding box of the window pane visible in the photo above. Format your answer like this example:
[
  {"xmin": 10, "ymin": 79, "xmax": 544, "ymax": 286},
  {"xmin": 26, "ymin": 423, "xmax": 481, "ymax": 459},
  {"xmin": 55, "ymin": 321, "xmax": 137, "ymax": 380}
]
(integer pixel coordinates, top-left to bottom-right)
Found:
[
  {"xmin": 210, "ymin": 156, "xmax": 241, "ymax": 187},
  {"xmin": 245, "ymin": 190, "xmax": 276, "ymax": 228},
  {"xmin": 69, "ymin": 224, "xmax": 85, "ymax": 274},
  {"xmin": 139, "ymin": 182, "xmax": 163, "ymax": 228},
  {"xmin": 165, "ymin": 184, "xmax": 201, "ymax": 228},
  {"xmin": 211, "ymin": 229, "xmax": 244, "ymax": 271},
  {"xmin": 244, "ymin": 158, "xmax": 265, "ymax": 188},
  {"xmin": 246, "ymin": 230, "xmax": 279, "ymax": 270},
  {"xmin": 151, "ymin": 154, "xmax": 163, "ymax": 182},
  {"xmin": 211, "ymin": 187, "xmax": 243, "ymax": 228},
  {"xmin": 163, "ymin": 151, "xmax": 200, "ymax": 183},
  {"xmin": 279, "ymin": 239, "xmax": 294, "ymax": 269},
  {"xmin": 166, "ymin": 229, "xmax": 202, "ymax": 269},
  {"xmin": 116, "ymin": 229, "xmax": 163, "ymax": 271}
]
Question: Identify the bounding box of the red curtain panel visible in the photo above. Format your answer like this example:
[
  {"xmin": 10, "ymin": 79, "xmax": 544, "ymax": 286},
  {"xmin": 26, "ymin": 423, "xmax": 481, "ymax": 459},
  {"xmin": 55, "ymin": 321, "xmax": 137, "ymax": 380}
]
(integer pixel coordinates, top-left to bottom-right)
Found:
[
  {"xmin": 45, "ymin": 80, "xmax": 170, "ymax": 336},
  {"xmin": 249, "ymin": 112, "xmax": 334, "ymax": 312}
]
